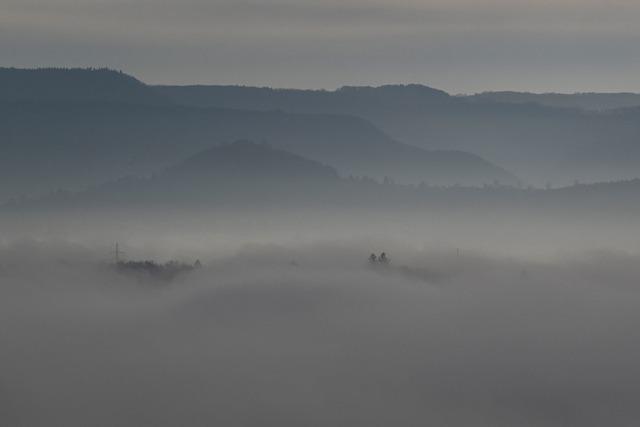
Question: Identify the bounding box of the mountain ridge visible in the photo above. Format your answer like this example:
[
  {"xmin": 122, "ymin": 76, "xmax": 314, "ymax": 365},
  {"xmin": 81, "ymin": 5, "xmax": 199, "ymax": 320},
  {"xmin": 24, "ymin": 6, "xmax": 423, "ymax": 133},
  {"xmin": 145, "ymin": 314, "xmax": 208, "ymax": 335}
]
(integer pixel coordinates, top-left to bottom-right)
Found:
[
  {"xmin": 9, "ymin": 141, "xmax": 640, "ymax": 219},
  {"xmin": 155, "ymin": 82, "xmax": 640, "ymax": 186},
  {"xmin": 0, "ymin": 68, "xmax": 516, "ymax": 200},
  {"xmin": 0, "ymin": 67, "xmax": 171, "ymax": 106}
]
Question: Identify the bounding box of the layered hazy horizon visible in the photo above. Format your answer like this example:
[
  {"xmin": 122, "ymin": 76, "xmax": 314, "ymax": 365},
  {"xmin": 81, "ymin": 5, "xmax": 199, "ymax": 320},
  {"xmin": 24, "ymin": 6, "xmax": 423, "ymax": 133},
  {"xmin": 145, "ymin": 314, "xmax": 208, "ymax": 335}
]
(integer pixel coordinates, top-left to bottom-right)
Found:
[
  {"xmin": 4, "ymin": 1, "xmax": 640, "ymax": 425},
  {"xmin": 2, "ymin": 0, "xmax": 640, "ymax": 92}
]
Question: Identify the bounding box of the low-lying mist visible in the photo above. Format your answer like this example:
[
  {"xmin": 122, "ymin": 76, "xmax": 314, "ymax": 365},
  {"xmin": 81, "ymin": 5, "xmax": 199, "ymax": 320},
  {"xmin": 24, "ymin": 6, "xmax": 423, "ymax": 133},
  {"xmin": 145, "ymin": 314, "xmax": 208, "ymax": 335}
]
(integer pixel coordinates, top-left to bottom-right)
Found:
[{"xmin": 3, "ymin": 239, "xmax": 640, "ymax": 426}]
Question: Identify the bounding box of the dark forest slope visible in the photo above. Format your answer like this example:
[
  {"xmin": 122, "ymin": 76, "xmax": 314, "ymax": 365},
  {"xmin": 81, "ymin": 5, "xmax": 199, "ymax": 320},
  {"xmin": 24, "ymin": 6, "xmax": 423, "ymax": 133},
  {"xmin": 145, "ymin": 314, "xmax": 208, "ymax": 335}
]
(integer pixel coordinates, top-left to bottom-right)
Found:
[
  {"xmin": 0, "ymin": 69, "xmax": 515, "ymax": 200},
  {"xmin": 157, "ymin": 84, "xmax": 640, "ymax": 186},
  {"xmin": 0, "ymin": 67, "xmax": 170, "ymax": 105}
]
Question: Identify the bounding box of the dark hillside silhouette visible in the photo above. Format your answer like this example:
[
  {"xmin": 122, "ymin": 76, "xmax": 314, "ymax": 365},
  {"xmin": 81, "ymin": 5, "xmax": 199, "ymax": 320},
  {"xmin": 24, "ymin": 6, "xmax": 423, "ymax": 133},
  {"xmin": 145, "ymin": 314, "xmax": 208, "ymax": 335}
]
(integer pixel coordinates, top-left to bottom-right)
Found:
[
  {"xmin": 0, "ymin": 67, "xmax": 170, "ymax": 106},
  {"xmin": 0, "ymin": 69, "xmax": 516, "ymax": 200},
  {"xmin": 465, "ymin": 91, "xmax": 640, "ymax": 111},
  {"xmin": 5, "ymin": 140, "xmax": 345, "ymax": 209},
  {"xmin": 156, "ymin": 84, "xmax": 452, "ymax": 112},
  {"xmin": 156, "ymin": 83, "xmax": 640, "ymax": 185},
  {"xmin": 10, "ymin": 140, "xmax": 640, "ymax": 222},
  {"xmin": 169, "ymin": 139, "xmax": 338, "ymax": 182}
]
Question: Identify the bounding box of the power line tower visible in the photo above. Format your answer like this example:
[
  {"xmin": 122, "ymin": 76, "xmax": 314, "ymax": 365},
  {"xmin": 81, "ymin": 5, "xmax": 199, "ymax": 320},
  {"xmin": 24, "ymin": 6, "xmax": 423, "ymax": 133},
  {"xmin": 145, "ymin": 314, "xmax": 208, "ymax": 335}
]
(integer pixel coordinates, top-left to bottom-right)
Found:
[{"xmin": 113, "ymin": 243, "xmax": 124, "ymax": 264}]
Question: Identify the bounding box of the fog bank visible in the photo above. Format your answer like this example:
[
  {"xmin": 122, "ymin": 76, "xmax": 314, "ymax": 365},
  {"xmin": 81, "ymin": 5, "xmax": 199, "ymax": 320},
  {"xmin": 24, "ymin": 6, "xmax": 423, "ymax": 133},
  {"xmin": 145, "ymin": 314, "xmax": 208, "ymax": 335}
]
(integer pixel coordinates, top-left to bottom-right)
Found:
[{"xmin": 3, "ymin": 241, "xmax": 640, "ymax": 426}]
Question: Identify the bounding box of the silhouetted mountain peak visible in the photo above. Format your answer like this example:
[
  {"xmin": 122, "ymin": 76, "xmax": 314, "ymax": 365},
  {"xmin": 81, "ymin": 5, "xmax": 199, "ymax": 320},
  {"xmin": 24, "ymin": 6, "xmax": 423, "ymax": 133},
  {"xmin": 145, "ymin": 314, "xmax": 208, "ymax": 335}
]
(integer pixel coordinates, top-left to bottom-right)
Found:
[
  {"xmin": 168, "ymin": 140, "xmax": 338, "ymax": 182},
  {"xmin": 0, "ymin": 67, "xmax": 170, "ymax": 106}
]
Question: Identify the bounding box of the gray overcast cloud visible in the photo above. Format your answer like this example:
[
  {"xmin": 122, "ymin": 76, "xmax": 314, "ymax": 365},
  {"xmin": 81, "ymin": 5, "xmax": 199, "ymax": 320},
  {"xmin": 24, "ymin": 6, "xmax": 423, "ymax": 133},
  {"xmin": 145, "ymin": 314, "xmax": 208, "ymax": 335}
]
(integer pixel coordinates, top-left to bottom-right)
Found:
[{"xmin": 1, "ymin": 0, "xmax": 640, "ymax": 92}]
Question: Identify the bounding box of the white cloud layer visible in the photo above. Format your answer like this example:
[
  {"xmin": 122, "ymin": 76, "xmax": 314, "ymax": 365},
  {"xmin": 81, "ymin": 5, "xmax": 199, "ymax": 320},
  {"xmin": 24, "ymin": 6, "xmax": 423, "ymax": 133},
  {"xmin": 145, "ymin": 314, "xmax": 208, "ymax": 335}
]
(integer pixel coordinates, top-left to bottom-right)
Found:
[{"xmin": 4, "ymin": 240, "xmax": 640, "ymax": 426}]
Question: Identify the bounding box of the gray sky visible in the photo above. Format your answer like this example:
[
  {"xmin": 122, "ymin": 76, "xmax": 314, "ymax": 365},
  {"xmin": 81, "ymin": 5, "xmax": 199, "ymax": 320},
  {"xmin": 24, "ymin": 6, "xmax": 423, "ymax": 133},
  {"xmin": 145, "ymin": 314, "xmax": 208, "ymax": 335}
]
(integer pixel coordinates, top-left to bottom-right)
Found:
[{"xmin": 2, "ymin": 0, "xmax": 640, "ymax": 93}]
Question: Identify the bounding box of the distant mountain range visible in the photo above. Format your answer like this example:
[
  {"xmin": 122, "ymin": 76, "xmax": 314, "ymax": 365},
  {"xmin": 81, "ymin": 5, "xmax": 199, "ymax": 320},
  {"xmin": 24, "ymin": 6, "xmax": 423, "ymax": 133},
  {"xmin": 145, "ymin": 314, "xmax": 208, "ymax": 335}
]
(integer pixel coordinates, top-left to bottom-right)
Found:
[
  {"xmin": 10, "ymin": 140, "xmax": 640, "ymax": 221},
  {"xmin": 464, "ymin": 91, "xmax": 640, "ymax": 111},
  {"xmin": 7, "ymin": 67, "xmax": 640, "ymax": 200},
  {"xmin": 14, "ymin": 141, "xmax": 342, "ymax": 209},
  {"xmin": 157, "ymin": 83, "xmax": 640, "ymax": 186},
  {"xmin": 0, "ymin": 68, "xmax": 516, "ymax": 201}
]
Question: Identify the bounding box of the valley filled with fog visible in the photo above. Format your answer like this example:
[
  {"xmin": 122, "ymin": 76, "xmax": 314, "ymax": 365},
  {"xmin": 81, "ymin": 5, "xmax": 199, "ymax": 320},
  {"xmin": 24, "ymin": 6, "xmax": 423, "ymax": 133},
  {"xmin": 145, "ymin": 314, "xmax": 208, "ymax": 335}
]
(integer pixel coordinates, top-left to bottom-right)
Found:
[
  {"xmin": 4, "ymin": 68, "xmax": 640, "ymax": 426},
  {"xmin": 4, "ymin": 238, "xmax": 640, "ymax": 426}
]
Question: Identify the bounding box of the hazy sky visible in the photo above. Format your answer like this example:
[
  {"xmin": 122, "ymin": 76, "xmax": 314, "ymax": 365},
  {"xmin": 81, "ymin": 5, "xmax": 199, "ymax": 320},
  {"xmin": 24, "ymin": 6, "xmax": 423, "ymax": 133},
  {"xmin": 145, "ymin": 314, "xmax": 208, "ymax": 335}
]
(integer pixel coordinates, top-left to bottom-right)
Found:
[{"xmin": 2, "ymin": 0, "xmax": 640, "ymax": 92}]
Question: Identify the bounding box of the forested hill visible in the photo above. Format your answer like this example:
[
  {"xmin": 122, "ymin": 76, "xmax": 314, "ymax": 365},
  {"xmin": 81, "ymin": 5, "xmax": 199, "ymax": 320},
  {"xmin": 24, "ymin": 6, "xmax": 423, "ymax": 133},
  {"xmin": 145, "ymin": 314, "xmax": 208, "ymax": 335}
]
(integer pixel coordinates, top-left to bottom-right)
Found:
[
  {"xmin": 0, "ymin": 69, "xmax": 517, "ymax": 201},
  {"xmin": 155, "ymin": 83, "xmax": 640, "ymax": 186},
  {"xmin": 155, "ymin": 84, "xmax": 453, "ymax": 112},
  {"xmin": 464, "ymin": 91, "xmax": 640, "ymax": 111},
  {"xmin": 9, "ymin": 140, "xmax": 640, "ymax": 219},
  {"xmin": 0, "ymin": 68, "xmax": 170, "ymax": 106}
]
